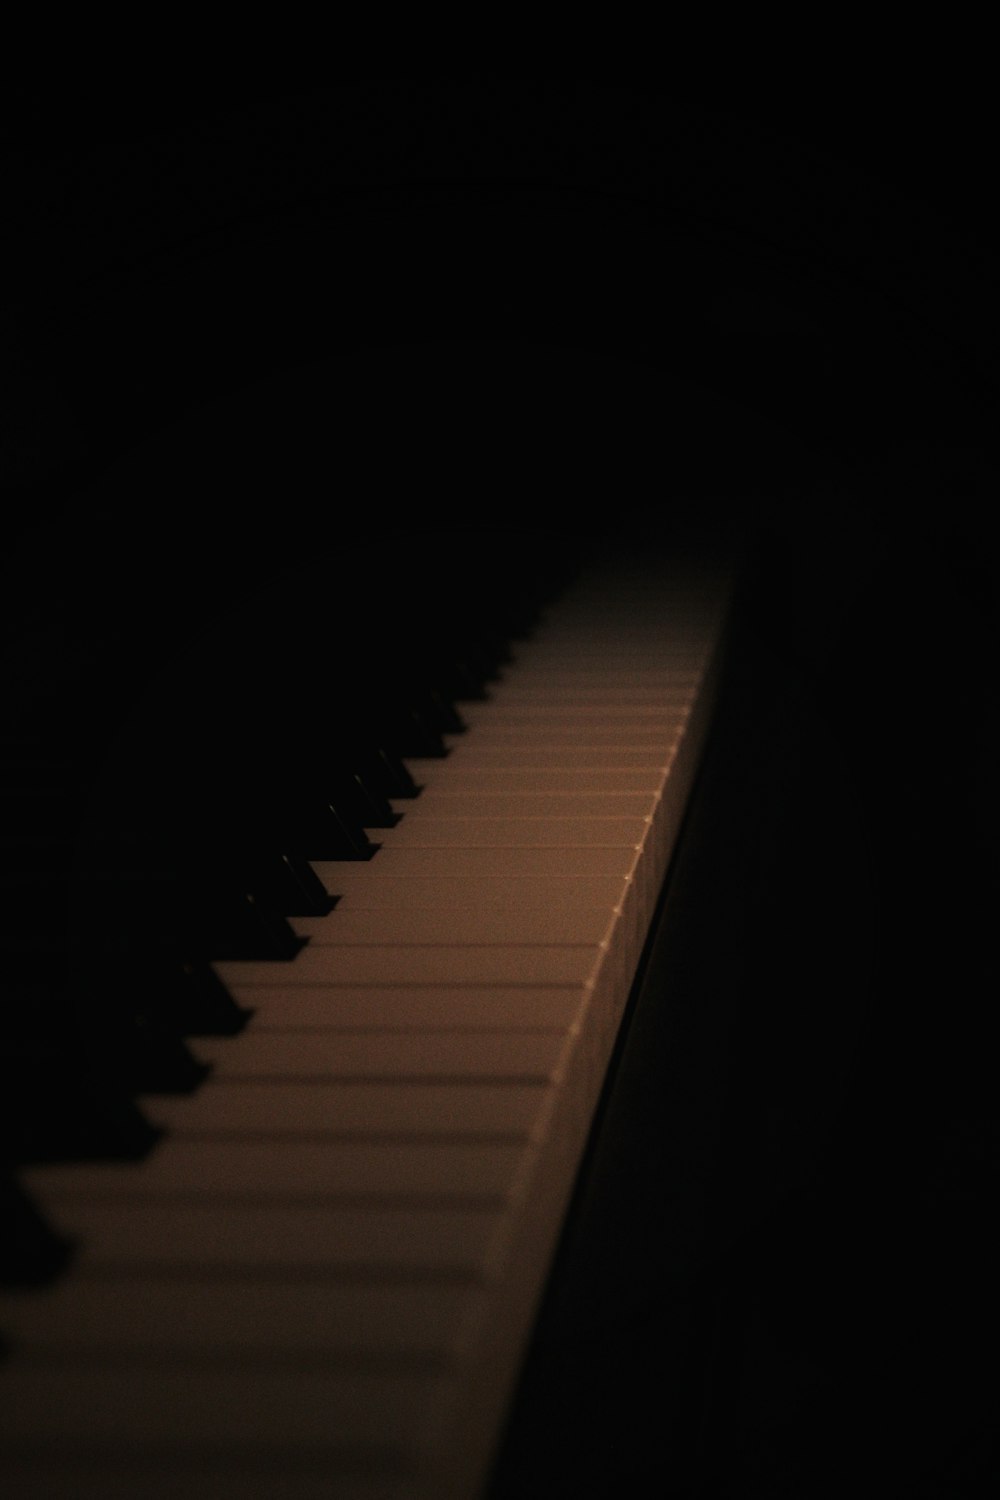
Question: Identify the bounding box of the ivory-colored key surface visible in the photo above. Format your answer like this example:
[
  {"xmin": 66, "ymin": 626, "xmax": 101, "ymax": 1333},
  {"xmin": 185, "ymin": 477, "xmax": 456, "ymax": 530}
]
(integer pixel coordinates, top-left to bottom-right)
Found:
[
  {"xmin": 323, "ymin": 874, "xmax": 628, "ymax": 908},
  {"xmin": 401, "ymin": 791, "xmax": 657, "ymax": 814},
  {"xmin": 0, "ymin": 554, "xmax": 731, "ymax": 1500},
  {"xmin": 142, "ymin": 1081, "xmax": 557, "ymax": 1139},
  {"xmin": 18, "ymin": 1139, "xmax": 531, "ymax": 1200},
  {"xmin": 182, "ymin": 1029, "xmax": 573, "ymax": 1081},
  {"xmin": 288, "ymin": 905, "xmax": 619, "ymax": 944},
  {"xmin": 212, "ymin": 983, "xmax": 595, "ymax": 1030},
  {"xmin": 368, "ymin": 815, "xmax": 653, "ymax": 847},
  {"xmin": 422, "ymin": 738, "xmax": 685, "ymax": 766}
]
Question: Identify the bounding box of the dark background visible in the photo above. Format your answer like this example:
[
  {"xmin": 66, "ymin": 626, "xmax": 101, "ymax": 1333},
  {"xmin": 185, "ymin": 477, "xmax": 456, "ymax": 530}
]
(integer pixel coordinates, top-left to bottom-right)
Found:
[{"xmin": 2, "ymin": 77, "xmax": 997, "ymax": 1495}]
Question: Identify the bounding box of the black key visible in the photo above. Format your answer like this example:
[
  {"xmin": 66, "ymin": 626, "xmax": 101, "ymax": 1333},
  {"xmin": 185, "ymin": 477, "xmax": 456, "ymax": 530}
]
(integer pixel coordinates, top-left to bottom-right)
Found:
[
  {"xmin": 240, "ymin": 853, "xmax": 337, "ymax": 916},
  {"xmin": 0, "ymin": 1174, "xmax": 76, "ymax": 1289},
  {"xmin": 328, "ymin": 766, "xmax": 400, "ymax": 829},
  {"xmin": 148, "ymin": 958, "xmax": 253, "ymax": 1037},
  {"xmin": 362, "ymin": 745, "xmax": 421, "ymax": 799}
]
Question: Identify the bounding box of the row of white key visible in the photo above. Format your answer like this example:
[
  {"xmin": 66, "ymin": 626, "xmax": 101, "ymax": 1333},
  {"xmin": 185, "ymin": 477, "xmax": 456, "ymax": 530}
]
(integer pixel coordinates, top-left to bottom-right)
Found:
[{"xmin": 0, "ymin": 560, "xmax": 730, "ymax": 1499}]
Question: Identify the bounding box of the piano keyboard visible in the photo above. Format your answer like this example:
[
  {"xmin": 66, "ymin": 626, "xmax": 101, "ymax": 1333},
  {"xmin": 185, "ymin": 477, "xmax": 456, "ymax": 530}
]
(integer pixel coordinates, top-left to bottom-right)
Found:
[{"xmin": 0, "ymin": 550, "xmax": 731, "ymax": 1500}]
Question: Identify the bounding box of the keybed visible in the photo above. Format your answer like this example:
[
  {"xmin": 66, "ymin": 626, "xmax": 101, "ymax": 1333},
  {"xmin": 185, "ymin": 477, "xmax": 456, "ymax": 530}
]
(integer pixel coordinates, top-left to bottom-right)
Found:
[{"xmin": 0, "ymin": 555, "xmax": 731, "ymax": 1500}]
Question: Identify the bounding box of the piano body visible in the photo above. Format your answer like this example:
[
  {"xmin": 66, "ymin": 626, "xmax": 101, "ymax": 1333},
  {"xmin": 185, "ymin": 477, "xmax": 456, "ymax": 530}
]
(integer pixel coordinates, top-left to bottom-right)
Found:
[{"xmin": 4, "ymin": 79, "xmax": 998, "ymax": 1497}]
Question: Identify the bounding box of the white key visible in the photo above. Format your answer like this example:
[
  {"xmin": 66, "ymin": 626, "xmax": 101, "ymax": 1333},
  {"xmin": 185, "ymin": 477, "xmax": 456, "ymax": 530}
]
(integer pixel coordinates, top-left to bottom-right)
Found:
[
  {"xmin": 21, "ymin": 1140, "xmax": 530, "ymax": 1204},
  {"xmin": 289, "ymin": 905, "xmax": 618, "ymax": 945},
  {"xmin": 218, "ymin": 984, "xmax": 594, "ymax": 1031},
  {"xmin": 319, "ymin": 873, "xmax": 627, "ymax": 907}
]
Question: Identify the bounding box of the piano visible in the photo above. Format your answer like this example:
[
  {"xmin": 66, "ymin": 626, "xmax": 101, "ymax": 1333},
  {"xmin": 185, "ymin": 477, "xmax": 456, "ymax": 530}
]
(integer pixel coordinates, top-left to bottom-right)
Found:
[
  {"xmin": 5, "ymin": 78, "xmax": 996, "ymax": 1497},
  {"xmin": 0, "ymin": 522, "xmax": 736, "ymax": 1498}
]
